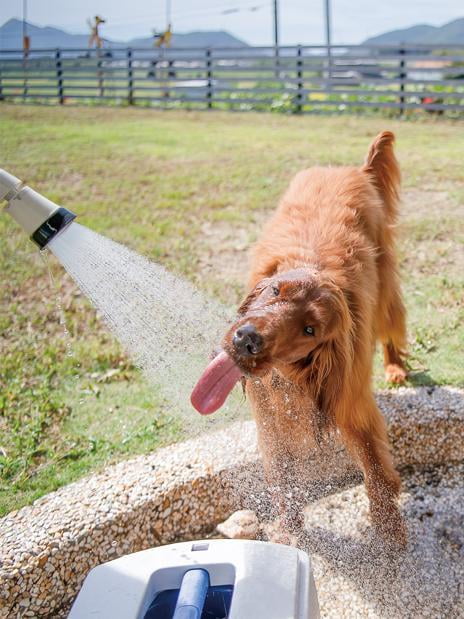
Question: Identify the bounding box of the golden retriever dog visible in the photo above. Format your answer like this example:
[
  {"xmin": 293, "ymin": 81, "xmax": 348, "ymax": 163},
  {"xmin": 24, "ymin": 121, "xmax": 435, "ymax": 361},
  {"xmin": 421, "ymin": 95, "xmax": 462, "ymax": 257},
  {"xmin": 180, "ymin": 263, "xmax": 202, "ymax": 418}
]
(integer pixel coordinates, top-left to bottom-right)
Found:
[{"xmin": 192, "ymin": 131, "xmax": 408, "ymax": 545}]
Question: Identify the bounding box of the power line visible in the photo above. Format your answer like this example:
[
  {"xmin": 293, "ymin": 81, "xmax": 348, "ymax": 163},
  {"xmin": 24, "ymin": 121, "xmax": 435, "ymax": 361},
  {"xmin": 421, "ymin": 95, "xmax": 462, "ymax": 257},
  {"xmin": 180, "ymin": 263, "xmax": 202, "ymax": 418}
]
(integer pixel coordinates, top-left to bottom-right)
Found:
[
  {"xmin": 169, "ymin": 1, "xmax": 271, "ymax": 22},
  {"xmin": 8, "ymin": 1, "xmax": 272, "ymax": 34},
  {"xmin": 9, "ymin": 0, "xmax": 274, "ymax": 43},
  {"xmin": 222, "ymin": 3, "xmax": 268, "ymax": 15},
  {"xmin": 98, "ymin": 0, "xmax": 271, "ymax": 27}
]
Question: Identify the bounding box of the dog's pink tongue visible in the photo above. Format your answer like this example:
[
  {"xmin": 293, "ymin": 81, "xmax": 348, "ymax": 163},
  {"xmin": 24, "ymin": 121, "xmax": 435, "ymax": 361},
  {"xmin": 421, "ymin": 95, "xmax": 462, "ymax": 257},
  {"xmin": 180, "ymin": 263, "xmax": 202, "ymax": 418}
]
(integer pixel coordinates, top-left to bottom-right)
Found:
[{"xmin": 191, "ymin": 351, "xmax": 242, "ymax": 415}]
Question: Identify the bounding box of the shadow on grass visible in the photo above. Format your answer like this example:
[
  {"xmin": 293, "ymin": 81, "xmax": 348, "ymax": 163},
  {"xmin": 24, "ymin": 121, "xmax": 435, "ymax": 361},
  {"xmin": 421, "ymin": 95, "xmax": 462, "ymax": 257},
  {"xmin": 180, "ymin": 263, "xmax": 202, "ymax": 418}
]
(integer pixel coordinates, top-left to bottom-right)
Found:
[{"xmin": 406, "ymin": 370, "xmax": 437, "ymax": 387}]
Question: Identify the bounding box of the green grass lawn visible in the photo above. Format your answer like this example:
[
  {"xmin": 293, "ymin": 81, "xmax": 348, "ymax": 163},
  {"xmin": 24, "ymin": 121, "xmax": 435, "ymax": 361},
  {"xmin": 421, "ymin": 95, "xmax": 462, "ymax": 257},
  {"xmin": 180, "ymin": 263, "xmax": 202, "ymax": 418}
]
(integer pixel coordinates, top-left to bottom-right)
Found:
[{"xmin": 1, "ymin": 105, "xmax": 463, "ymax": 516}]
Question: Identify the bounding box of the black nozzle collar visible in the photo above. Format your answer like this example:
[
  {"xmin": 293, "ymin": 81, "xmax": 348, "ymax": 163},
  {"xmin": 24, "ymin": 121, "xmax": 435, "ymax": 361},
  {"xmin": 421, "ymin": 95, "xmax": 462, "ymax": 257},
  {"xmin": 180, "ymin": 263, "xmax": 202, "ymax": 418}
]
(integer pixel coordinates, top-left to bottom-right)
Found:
[{"xmin": 31, "ymin": 207, "xmax": 77, "ymax": 248}]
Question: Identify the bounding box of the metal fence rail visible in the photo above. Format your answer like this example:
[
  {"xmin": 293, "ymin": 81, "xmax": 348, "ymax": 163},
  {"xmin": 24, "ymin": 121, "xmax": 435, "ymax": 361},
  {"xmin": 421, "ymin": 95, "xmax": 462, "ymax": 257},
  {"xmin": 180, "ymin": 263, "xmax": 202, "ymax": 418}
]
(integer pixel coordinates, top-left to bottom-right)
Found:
[{"xmin": 1, "ymin": 44, "xmax": 463, "ymax": 114}]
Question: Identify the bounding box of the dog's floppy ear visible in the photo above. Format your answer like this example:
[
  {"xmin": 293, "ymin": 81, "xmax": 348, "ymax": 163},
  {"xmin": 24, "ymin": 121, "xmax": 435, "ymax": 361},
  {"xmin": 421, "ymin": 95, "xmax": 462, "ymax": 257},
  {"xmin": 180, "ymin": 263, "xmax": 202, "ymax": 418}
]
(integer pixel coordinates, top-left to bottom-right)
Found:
[
  {"xmin": 237, "ymin": 279, "xmax": 270, "ymax": 315},
  {"xmin": 302, "ymin": 280, "xmax": 354, "ymax": 428},
  {"xmin": 362, "ymin": 131, "xmax": 400, "ymax": 221}
]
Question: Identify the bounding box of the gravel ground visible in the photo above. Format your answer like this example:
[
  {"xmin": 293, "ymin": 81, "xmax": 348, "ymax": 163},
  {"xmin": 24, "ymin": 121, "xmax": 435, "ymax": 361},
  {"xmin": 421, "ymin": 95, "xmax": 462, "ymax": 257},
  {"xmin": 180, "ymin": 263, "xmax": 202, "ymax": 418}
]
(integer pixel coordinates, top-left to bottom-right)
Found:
[
  {"xmin": 303, "ymin": 462, "xmax": 464, "ymax": 618},
  {"xmin": 0, "ymin": 386, "xmax": 463, "ymax": 617}
]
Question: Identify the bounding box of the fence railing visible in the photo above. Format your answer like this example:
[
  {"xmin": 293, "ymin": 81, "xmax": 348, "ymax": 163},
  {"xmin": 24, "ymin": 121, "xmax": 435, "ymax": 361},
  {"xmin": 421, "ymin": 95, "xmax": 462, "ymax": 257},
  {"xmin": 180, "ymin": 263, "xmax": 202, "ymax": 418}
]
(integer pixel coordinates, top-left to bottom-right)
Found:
[{"xmin": 1, "ymin": 44, "xmax": 464, "ymax": 114}]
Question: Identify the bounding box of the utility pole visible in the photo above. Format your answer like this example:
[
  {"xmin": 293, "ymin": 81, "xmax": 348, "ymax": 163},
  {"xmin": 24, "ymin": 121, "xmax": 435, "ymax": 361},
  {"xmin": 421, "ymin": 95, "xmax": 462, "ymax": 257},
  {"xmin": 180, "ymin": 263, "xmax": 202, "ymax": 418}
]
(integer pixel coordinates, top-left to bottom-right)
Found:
[
  {"xmin": 22, "ymin": 0, "xmax": 30, "ymax": 99},
  {"xmin": 22, "ymin": 0, "xmax": 27, "ymax": 43},
  {"xmin": 324, "ymin": 0, "xmax": 332, "ymax": 87},
  {"xmin": 273, "ymin": 0, "xmax": 279, "ymax": 49},
  {"xmin": 22, "ymin": 0, "xmax": 30, "ymax": 56},
  {"xmin": 273, "ymin": 0, "xmax": 279, "ymax": 78}
]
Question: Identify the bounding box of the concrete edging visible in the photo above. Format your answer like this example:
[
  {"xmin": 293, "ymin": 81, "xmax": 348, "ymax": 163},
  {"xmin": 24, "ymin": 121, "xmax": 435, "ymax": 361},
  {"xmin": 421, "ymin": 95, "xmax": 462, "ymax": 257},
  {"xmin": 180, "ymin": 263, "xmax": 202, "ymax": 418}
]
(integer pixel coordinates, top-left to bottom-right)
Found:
[{"xmin": 1, "ymin": 386, "xmax": 463, "ymax": 617}]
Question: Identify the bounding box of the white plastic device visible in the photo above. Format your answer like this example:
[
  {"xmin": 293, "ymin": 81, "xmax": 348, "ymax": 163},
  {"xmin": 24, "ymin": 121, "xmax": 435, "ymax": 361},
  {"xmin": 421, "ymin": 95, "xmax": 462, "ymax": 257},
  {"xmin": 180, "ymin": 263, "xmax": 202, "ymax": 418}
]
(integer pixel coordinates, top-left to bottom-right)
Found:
[{"xmin": 69, "ymin": 539, "xmax": 320, "ymax": 619}]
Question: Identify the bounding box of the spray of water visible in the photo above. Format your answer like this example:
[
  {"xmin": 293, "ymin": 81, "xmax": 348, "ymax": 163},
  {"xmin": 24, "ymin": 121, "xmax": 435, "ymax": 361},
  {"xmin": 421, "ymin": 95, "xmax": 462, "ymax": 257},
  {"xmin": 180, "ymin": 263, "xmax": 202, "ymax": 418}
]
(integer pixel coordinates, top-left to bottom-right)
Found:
[{"xmin": 48, "ymin": 222, "xmax": 247, "ymax": 432}]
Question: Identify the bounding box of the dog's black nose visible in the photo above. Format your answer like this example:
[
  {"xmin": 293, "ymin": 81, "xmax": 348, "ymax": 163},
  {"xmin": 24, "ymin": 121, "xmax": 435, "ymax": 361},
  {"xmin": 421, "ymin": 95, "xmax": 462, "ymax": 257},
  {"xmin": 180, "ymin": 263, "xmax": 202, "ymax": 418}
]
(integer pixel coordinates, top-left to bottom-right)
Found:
[{"xmin": 233, "ymin": 323, "xmax": 263, "ymax": 356}]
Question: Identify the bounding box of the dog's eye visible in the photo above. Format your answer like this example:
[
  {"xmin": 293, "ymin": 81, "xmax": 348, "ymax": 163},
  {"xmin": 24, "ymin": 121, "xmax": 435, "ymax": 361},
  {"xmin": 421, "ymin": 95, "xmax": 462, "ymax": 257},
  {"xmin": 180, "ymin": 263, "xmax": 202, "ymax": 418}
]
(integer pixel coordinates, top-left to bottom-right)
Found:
[
  {"xmin": 272, "ymin": 286, "xmax": 279, "ymax": 296},
  {"xmin": 304, "ymin": 326, "xmax": 315, "ymax": 336}
]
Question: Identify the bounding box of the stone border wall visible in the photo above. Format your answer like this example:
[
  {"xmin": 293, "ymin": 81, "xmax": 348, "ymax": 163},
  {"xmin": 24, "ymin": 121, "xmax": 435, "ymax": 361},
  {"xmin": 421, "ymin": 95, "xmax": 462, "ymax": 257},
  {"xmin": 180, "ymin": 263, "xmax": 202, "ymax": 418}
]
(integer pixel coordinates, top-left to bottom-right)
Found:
[{"xmin": 1, "ymin": 387, "xmax": 463, "ymax": 618}]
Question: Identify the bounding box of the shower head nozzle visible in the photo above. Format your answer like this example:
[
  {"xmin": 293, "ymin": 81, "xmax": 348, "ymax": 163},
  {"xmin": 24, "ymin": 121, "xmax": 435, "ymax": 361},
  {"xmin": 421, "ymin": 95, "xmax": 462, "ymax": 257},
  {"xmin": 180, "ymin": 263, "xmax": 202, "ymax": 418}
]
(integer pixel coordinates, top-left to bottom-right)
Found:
[{"xmin": 1, "ymin": 168, "xmax": 76, "ymax": 248}]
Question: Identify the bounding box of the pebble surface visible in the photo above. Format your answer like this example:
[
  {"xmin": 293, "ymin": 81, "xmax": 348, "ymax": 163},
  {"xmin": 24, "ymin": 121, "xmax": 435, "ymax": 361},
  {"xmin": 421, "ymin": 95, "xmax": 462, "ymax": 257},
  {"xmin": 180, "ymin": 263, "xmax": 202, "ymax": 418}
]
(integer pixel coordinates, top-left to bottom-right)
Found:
[
  {"xmin": 0, "ymin": 386, "xmax": 462, "ymax": 618},
  {"xmin": 305, "ymin": 462, "xmax": 464, "ymax": 618}
]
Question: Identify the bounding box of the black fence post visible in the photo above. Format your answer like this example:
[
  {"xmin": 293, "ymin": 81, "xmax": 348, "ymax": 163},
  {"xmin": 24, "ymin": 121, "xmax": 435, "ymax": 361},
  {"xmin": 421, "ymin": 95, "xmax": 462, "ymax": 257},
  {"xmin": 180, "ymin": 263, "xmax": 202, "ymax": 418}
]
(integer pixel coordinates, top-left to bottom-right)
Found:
[
  {"xmin": 22, "ymin": 49, "xmax": 28, "ymax": 100},
  {"xmin": 326, "ymin": 42, "xmax": 332, "ymax": 91},
  {"xmin": 127, "ymin": 48, "xmax": 134, "ymax": 105},
  {"xmin": 296, "ymin": 45, "xmax": 303, "ymax": 113},
  {"xmin": 0, "ymin": 56, "xmax": 3, "ymax": 101},
  {"xmin": 97, "ymin": 48, "xmax": 104, "ymax": 99},
  {"xmin": 55, "ymin": 48, "xmax": 64, "ymax": 104},
  {"xmin": 206, "ymin": 48, "xmax": 213, "ymax": 109},
  {"xmin": 399, "ymin": 45, "xmax": 406, "ymax": 115}
]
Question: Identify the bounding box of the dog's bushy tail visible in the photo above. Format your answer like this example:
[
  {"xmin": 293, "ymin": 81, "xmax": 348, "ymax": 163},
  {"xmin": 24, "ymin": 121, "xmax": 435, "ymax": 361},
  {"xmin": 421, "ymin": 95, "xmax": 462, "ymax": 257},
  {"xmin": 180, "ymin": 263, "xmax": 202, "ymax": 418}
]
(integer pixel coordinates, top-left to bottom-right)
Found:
[
  {"xmin": 363, "ymin": 131, "xmax": 400, "ymax": 225},
  {"xmin": 363, "ymin": 131, "xmax": 407, "ymax": 358}
]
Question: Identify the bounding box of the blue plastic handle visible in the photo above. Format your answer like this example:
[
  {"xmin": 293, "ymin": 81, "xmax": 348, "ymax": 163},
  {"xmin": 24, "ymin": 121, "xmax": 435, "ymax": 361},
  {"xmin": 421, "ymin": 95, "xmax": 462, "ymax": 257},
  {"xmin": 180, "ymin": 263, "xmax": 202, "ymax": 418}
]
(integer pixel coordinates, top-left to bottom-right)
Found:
[{"xmin": 172, "ymin": 569, "xmax": 210, "ymax": 619}]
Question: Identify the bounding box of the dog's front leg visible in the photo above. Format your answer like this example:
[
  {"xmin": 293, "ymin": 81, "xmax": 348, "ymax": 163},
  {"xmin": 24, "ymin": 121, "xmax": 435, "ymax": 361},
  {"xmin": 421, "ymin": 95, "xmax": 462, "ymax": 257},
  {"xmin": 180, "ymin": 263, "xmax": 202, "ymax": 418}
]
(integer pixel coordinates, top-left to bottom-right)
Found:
[{"xmin": 339, "ymin": 392, "xmax": 407, "ymax": 548}]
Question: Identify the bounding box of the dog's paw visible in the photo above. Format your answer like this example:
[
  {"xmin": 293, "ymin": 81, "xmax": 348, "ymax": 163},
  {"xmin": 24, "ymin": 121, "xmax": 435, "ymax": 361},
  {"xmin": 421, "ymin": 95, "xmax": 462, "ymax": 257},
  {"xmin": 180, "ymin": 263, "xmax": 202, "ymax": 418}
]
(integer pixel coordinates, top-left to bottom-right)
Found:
[
  {"xmin": 385, "ymin": 363, "xmax": 408, "ymax": 385},
  {"xmin": 373, "ymin": 509, "xmax": 408, "ymax": 551}
]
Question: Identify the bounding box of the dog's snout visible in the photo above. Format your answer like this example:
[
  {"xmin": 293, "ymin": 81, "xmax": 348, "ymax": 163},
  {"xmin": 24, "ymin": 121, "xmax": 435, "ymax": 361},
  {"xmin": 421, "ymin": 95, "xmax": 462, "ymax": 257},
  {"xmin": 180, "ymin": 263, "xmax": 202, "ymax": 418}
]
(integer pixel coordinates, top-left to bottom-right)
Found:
[{"xmin": 233, "ymin": 323, "xmax": 263, "ymax": 356}]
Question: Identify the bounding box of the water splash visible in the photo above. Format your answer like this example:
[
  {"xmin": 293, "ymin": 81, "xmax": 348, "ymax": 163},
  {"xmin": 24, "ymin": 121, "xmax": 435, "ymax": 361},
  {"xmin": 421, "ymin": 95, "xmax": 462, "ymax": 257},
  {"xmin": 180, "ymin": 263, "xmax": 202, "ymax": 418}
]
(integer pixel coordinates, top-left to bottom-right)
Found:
[{"xmin": 48, "ymin": 222, "xmax": 247, "ymax": 430}]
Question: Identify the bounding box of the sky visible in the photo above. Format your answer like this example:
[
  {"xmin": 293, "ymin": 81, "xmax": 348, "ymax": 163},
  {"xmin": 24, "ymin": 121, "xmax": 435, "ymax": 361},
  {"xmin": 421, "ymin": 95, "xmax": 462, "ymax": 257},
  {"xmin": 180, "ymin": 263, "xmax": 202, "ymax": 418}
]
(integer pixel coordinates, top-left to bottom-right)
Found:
[{"xmin": 1, "ymin": 0, "xmax": 463, "ymax": 45}]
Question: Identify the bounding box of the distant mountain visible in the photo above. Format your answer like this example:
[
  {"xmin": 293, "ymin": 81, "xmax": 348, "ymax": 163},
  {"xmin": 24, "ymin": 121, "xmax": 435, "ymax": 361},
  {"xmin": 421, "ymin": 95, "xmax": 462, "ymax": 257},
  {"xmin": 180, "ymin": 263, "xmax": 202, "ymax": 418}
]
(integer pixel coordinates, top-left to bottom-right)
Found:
[
  {"xmin": 364, "ymin": 17, "xmax": 464, "ymax": 45},
  {"xmin": 0, "ymin": 18, "xmax": 93, "ymax": 49},
  {"xmin": 0, "ymin": 18, "xmax": 248, "ymax": 50}
]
